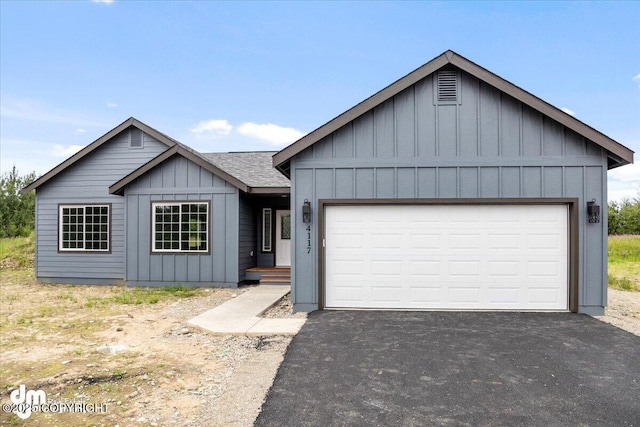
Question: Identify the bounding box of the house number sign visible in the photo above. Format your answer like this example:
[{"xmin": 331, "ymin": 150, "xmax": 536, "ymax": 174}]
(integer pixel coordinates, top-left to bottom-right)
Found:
[{"xmin": 306, "ymin": 225, "xmax": 311, "ymax": 254}]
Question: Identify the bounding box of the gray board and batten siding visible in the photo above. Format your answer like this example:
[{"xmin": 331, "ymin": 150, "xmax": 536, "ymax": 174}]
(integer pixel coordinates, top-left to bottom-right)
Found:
[
  {"xmin": 122, "ymin": 154, "xmax": 243, "ymax": 287},
  {"xmin": 34, "ymin": 129, "xmax": 169, "ymax": 284},
  {"xmin": 288, "ymin": 69, "xmax": 611, "ymax": 315}
]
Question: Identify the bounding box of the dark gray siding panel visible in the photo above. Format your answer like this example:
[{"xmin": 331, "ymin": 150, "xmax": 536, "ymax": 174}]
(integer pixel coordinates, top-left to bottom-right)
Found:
[
  {"xmin": 124, "ymin": 156, "xmax": 240, "ymax": 287},
  {"xmin": 288, "ymin": 70, "xmax": 609, "ymax": 314},
  {"xmin": 35, "ymin": 131, "xmax": 168, "ymax": 283},
  {"xmin": 238, "ymin": 194, "xmax": 256, "ymax": 281}
]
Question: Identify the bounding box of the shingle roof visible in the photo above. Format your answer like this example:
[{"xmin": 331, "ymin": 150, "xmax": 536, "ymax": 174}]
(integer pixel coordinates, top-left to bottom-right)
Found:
[{"xmin": 202, "ymin": 152, "xmax": 290, "ymax": 188}]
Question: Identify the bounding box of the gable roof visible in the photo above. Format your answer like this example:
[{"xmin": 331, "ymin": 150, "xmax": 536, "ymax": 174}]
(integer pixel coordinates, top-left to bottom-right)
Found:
[
  {"xmin": 273, "ymin": 50, "xmax": 634, "ymax": 177},
  {"xmin": 23, "ymin": 117, "xmax": 178, "ymax": 193},
  {"xmin": 109, "ymin": 148, "xmax": 290, "ymax": 195}
]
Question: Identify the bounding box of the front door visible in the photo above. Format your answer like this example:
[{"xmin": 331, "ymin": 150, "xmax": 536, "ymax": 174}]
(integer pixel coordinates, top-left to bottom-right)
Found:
[{"xmin": 275, "ymin": 210, "xmax": 291, "ymax": 267}]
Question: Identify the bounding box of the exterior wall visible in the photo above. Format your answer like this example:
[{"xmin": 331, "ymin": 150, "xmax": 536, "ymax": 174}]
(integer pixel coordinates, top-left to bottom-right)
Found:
[
  {"xmin": 35, "ymin": 130, "xmax": 168, "ymax": 284},
  {"xmin": 290, "ymin": 70, "xmax": 608, "ymax": 314},
  {"xmin": 238, "ymin": 193, "xmax": 256, "ymax": 281},
  {"xmin": 124, "ymin": 155, "xmax": 241, "ymax": 287}
]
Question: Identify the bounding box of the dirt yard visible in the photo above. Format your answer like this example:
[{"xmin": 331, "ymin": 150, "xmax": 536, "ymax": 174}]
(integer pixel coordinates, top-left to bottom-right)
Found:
[
  {"xmin": 1, "ymin": 270, "xmax": 639, "ymax": 427},
  {"xmin": 0, "ymin": 270, "xmax": 303, "ymax": 427}
]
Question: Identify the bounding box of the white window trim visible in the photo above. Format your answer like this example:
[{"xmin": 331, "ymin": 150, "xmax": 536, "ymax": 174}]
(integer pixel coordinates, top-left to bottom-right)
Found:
[
  {"xmin": 262, "ymin": 208, "xmax": 272, "ymax": 252},
  {"xmin": 152, "ymin": 202, "xmax": 210, "ymax": 253},
  {"xmin": 58, "ymin": 204, "xmax": 110, "ymax": 252}
]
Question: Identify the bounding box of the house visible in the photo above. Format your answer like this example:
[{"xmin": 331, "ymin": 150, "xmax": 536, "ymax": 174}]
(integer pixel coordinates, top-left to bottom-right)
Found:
[
  {"xmin": 23, "ymin": 118, "xmax": 292, "ymax": 288},
  {"xmin": 24, "ymin": 50, "xmax": 633, "ymax": 315},
  {"xmin": 273, "ymin": 50, "xmax": 633, "ymax": 315}
]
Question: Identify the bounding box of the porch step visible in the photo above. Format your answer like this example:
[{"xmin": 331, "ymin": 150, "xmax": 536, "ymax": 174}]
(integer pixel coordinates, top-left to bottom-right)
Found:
[{"xmin": 245, "ymin": 267, "xmax": 291, "ymax": 285}]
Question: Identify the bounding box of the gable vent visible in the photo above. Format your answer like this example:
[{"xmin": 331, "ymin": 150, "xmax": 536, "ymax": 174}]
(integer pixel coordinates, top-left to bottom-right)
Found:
[
  {"xmin": 437, "ymin": 70, "xmax": 458, "ymax": 102},
  {"xmin": 130, "ymin": 128, "xmax": 143, "ymax": 148}
]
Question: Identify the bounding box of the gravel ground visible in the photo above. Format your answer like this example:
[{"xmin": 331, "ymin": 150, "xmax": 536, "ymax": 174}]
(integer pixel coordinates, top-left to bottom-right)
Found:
[
  {"xmin": 594, "ymin": 288, "xmax": 640, "ymax": 336},
  {"xmin": 2, "ymin": 273, "xmax": 637, "ymax": 427}
]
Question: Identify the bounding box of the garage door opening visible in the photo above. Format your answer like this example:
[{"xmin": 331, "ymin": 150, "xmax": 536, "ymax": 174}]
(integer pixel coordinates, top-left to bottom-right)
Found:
[{"xmin": 322, "ymin": 202, "xmax": 571, "ymax": 311}]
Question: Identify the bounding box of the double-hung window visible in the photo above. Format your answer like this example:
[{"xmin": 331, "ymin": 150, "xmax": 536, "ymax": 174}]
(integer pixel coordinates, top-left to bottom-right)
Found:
[
  {"xmin": 152, "ymin": 202, "xmax": 209, "ymax": 253},
  {"xmin": 59, "ymin": 204, "xmax": 110, "ymax": 251}
]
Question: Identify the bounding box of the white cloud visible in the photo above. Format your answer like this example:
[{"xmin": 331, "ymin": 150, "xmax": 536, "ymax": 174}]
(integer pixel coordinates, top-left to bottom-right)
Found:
[
  {"xmin": 608, "ymin": 162, "xmax": 640, "ymax": 202},
  {"xmin": 106, "ymin": 102, "xmax": 118, "ymax": 108},
  {"xmin": 91, "ymin": 0, "xmax": 114, "ymax": 4},
  {"xmin": 560, "ymin": 107, "xmax": 575, "ymax": 116},
  {"xmin": 51, "ymin": 144, "xmax": 85, "ymax": 157},
  {"xmin": 633, "ymin": 73, "xmax": 640, "ymax": 88},
  {"xmin": 76, "ymin": 128, "xmax": 87, "ymax": 133},
  {"xmin": 236, "ymin": 122, "xmax": 305, "ymax": 146},
  {"xmin": 190, "ymin": 119, "xmax": 233, "ymax": 137}
]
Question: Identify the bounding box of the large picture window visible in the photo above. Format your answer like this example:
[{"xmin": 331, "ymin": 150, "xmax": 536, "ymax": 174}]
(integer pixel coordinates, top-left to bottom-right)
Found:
[
  {"xmin": 59, "ymin": 204, "xmax": 110, "ymax": 251},
  {"xmin": 152, "ymin": 202, "xmax": 209, "ymax": 253}
]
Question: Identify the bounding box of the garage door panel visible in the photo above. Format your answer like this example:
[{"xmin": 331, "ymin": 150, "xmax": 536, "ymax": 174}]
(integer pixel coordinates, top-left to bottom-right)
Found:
[{"xmin": 325, "ymin": 204, "xmax": 568, "ymax": 310}]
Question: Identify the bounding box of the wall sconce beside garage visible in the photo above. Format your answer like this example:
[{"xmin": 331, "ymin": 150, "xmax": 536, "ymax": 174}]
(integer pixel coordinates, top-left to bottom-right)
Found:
[
  {"xmin": 302, "ymin": 199, "xmax": 311, "ymax": 223},
  {"xmin": 587, "ymin": 199, "xmax": 600, "ymax": 223}
]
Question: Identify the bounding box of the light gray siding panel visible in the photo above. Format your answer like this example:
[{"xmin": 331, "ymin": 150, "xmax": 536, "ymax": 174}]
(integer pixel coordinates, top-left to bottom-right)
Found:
[
  {"xmin": 543, "ymin": 117, "xmax": 564, "ymax": 156},
  {"xmin": 459, "ymin": 168, "xmax": 479, "ymax": 198},
  {"xmin": 124, "ymin": 156, "xmax": 240, "ymax": 287},
  {"xmin": 313, "ymin": 136, "xmax": 333, "ymax": 159},
  {"xmin": 397, "ymin": 168, "xmax": 416, "ymax": 198},
  {"xmin": 334, "ymin": 125, "xmax": 354, "ymax": 158},
  {"xmin": 417, "ymin": 168, "xmax": 436, "ymax": 198},
  {"xmin": 585, "ymin": 166, "xmax": 605, "ymax": 306},
  {"xmin": 288, "ymin": 70, "xmax": 609, "ymax": 314},
  {"xmin": 376, "ymin": 168, "xmax": 395, "ymax": 198},
  {"xmin": 335, "ymin": 169, "xmax": 354, "ymax": 199},
  {"xmin": 479, "ymin": 82, "xmax": 499, "ymax": 157},
  {"xmin": 543, "ymin": 167, "xmax": 563, "ymax": 197},
  {"xmin": 565, "ymin": 130, "xmax": 586, "ymax": 156},
  {"xmin": 500, "ymin": 95, "xmax": 521, "ymax": 157},
  {"xmin": 523, "ymin": 167, "xmax": 542, "ymax": 197},
  {"xmin": 356, "ymin": 168, "xmax": 374, "ymax": 198},
  {"xmin": 293, "ymin": 168, "xmax": 315, "ymax": 304},
  {"xmin": 35, "ymin": 130, "xmax": 168, "ymax": 283},
  {"xmin": 315, "ymin": 169, "xmax": 334, "ymax": 200},
  {"xmin": 395, "ymin": 87, "xmax": 415, "ymax": 158},
  {"xmin": 354, "ymin": 112, "xmax": 374, "ymax": 157},
  {"xmin": 416, "ymin": 79, "xmax": 436, "ymax": 157},
  {"xmin": 522, "ymin": 107, "xmax": 543, "ymax": 157},
  {"xmin": 438, "ymin": 168, "xmax": 457, "ymax": 197},
  {"xmin": 437, "ymin": 106, "xmax": 457, "ymax": 157},
  {"xmin": 459, "ymin": 74, "xmax": 479, "ymax": 157},
  {"xmin": 480, "ymin": 167, "xmax": 500, "ymax": 198},
  {"xmin": 502, "ymin": 167, "xmax": 521, "ymax": 197},
  {"xmin": 375, "ymin": 100, "xmax": 395, "ymax": 158}
]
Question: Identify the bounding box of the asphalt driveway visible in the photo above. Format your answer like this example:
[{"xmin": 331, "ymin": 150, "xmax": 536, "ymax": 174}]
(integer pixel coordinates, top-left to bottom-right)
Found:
[{"xmin": 255, "ymin": 311, "xmax": 640, "ymax": 426}]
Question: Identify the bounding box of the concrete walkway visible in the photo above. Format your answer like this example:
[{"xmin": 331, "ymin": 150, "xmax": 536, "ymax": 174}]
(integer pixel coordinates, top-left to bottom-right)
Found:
[{"xmin": 188, "ymin": 285, "xmax": 306, "ymax": 336}]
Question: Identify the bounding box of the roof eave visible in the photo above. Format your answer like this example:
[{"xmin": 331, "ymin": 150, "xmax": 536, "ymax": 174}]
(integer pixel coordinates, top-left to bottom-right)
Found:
[
  {"xmin": 109, "ymin": 146, "xmax": 250, "ymax": 195},
  {"xmin": 23, "ymin": 117, "xmax": 177, "ymax": 193},
  {"xmin": 273, "ymin": 50, "xmax": 634, "ymax": 170},
  {"xmin": 247, "ymin": 186, "xmax": 290, "ymax": 194}
]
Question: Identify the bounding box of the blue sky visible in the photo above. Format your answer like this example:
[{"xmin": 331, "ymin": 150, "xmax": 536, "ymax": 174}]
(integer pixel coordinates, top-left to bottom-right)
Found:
[{"xmin": 1, "ymin": 0, "xmax": 638, "ymax": 200}]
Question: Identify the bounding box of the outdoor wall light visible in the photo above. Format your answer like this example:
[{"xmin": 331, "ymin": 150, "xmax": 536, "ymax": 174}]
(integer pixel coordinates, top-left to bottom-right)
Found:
[
  {"xmin": 587, "ymin": 199, "xmax": 600, "ymax": 223},
  {"xmin": 302, "ymin": 199, "xmax": 311, "ymax": 223}
]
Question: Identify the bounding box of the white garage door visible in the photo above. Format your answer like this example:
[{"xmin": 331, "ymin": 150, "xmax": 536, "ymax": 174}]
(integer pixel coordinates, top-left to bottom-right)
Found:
[{"xmin": 324, "ymin": 204, "xmax": 568, "ymax": 310}]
